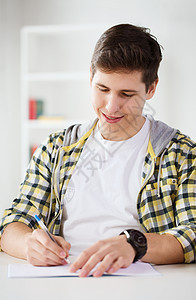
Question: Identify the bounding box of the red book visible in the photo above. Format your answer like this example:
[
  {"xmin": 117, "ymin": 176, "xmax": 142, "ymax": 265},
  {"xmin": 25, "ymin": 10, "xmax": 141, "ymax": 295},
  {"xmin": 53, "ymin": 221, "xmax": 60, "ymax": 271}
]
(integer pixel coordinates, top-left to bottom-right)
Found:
[
  {"xmin": 30, "ymin": 144, "xmax": 38, "ymax": 158},
  {"xmin": 29, "ymin": 99, "xmax": 37, "ymax": 119}
]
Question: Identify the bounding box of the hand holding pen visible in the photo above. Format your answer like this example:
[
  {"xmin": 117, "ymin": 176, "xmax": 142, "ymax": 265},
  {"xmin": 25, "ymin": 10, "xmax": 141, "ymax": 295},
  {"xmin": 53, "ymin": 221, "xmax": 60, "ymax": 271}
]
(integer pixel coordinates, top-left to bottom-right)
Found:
[
  {"xmin": 25, "ymin": 215, "xmax": 71, "ymax": 266},
  {"xmin": 35, "ymin": 215, "xmax": 70, "ymax": 264}
]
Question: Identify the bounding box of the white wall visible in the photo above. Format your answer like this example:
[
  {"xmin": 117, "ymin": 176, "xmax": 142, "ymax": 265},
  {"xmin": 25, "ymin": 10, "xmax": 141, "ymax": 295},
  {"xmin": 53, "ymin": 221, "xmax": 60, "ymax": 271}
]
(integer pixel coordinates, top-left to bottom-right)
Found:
[{"xmin": 0, "ymin": 0, "xmax": 196, "ymax": 216}]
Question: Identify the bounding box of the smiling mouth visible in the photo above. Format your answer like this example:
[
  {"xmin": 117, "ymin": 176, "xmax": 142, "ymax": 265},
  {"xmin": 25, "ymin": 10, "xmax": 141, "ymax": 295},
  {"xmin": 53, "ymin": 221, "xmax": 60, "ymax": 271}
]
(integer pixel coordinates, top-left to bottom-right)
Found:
[{"xmin": 102, "ymin": 112, "xmax": 124, "ymax": 123}]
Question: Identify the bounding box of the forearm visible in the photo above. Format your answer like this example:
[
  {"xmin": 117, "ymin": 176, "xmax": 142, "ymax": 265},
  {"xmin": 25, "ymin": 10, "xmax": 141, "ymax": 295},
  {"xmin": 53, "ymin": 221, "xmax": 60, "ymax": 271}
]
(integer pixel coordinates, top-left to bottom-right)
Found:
[
  {"xmin": 1, "ymin": 222, "xmax": 32, "ymax": 260},
  {"xmin": 142, "ymin": 233, "xmax": 184, "ymax": 264},
  {"xmin": 1, "ymin": 222, "xmax": 71, "ymax": 266}
]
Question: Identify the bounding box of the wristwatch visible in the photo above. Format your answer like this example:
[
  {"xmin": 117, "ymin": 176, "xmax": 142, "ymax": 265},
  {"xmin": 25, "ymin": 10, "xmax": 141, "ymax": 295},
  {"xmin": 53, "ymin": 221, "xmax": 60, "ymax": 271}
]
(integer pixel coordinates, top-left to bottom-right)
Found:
[{"xmin": 120, "ymin": 229, "xmax": 147, "ymax": 262}]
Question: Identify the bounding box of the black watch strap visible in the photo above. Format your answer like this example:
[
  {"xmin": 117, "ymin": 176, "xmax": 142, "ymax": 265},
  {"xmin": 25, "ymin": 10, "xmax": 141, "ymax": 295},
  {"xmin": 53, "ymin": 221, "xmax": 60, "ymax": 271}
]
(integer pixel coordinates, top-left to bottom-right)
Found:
[{"xmin": 120, "ymin": 229, "xmax": 147, "ymax": 262}]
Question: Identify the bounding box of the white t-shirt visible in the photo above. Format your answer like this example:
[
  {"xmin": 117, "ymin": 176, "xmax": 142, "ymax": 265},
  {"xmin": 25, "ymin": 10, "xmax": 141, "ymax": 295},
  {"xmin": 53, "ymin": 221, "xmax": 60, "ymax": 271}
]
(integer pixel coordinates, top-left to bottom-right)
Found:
[{"xmin": 60, "ymin": 118, "xmax": 150, "ymax": 256}]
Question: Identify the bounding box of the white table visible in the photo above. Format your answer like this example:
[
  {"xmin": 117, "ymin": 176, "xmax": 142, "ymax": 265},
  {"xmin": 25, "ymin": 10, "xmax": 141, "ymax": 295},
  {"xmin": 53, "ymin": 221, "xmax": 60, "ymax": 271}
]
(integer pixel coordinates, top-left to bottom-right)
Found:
[{"xmin": 0, "ymin": 252, "xmax": 195, "ymax": 300}]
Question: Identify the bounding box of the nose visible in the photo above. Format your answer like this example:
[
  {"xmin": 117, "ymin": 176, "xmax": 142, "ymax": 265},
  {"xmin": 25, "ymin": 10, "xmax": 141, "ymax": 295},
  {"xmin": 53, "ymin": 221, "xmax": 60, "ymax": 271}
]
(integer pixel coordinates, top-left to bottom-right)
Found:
[{"xmin": 105, "ymin": 94, "xmax": 120, "ymax": 115}]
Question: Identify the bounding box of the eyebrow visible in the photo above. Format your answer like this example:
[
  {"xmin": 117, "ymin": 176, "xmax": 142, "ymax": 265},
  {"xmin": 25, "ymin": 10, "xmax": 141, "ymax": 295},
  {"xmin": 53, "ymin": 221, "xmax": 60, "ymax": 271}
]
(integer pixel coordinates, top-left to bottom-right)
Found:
[{"xmin": 96, "ymin": 83, "xmax": 139, "ymax": 93}]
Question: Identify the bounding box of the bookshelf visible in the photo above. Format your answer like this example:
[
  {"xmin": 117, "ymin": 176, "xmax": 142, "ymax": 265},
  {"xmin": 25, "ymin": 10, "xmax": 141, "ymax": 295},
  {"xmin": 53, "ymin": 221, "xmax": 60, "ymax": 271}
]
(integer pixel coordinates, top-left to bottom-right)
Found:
[{"xmin": 20, "ymin": 24, "xmax": 108, "ymax": 178}]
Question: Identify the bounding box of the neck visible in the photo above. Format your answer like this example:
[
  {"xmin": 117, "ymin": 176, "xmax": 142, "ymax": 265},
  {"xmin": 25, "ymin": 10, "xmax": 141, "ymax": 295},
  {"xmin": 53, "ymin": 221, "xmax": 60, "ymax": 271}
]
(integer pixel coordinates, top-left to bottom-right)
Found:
[{"xmin": 98, "ymin": 116, "xmax": 146, "ymax": 141}]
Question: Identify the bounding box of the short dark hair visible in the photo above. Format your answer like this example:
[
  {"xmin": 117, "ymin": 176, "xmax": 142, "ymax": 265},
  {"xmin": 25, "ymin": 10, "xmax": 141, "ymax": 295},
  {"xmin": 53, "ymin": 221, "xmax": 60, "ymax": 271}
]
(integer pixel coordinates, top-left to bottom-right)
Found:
[{"xmin": 91, "ymin": 24, "xmax": 162, "ymax": 91}]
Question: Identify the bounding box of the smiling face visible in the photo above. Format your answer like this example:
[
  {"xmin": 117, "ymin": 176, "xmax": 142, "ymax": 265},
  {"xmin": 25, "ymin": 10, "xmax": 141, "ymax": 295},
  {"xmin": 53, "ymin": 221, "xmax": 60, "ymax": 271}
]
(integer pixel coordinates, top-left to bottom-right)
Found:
[{"xmin": 90, "ymin": 69, "xmax": 158, "ymax": 141}]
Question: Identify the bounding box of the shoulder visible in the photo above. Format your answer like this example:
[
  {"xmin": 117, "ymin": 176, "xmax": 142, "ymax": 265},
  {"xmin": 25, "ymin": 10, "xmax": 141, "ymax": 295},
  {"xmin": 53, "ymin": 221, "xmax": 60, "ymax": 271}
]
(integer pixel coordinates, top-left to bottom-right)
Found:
[
  {"xmin": 171, "ymin": 130, "xmax": 196, "ymax": 150},
  {"xmin": 35, "ymin": 119, "xmax": 98, "ymax": 155},
  {"xmin": 168, "ymin": 130, "xmax": 196, "ymax": 163},
  {"xmin": 44, "ymin": 130, "xmax": 66, "ymax": 150},
  {"xmin": 148, "ymin": 116, "xmax": 196, "ymax": 156},
  {"xmin": 33, "ymin": 130, "xmax": 66, "ymax": 161}
]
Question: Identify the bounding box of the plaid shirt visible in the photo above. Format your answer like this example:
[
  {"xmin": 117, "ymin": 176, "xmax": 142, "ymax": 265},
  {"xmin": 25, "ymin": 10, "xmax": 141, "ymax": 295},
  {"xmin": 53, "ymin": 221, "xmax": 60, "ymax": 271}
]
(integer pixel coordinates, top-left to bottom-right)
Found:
[{"xmin": 0, "ymin": 120, "xmax": 196, "ymax": 262}]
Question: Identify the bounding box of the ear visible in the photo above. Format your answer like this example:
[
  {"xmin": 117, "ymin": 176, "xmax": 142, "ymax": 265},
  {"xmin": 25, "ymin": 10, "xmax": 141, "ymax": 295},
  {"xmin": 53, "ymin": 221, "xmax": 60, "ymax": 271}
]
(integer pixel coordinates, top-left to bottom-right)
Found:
[{"xmin": 146, "ymin": 79, "xmax": 159, "ymax": 100}]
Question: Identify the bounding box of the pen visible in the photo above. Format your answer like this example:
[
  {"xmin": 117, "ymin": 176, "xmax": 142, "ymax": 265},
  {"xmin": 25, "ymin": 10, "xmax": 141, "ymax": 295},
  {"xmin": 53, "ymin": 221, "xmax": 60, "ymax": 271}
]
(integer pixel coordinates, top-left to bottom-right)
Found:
[{"xmin": 34, "ymin": 215, "xmax": 70, "ymax": 264}]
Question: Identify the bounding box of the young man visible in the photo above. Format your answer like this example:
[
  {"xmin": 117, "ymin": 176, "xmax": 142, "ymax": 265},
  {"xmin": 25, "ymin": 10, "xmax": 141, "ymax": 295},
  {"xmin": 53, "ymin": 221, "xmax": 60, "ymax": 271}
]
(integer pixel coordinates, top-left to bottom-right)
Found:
[{"xmin": 0, "ymin": 24, "xmax": 195, "ymax": 277}]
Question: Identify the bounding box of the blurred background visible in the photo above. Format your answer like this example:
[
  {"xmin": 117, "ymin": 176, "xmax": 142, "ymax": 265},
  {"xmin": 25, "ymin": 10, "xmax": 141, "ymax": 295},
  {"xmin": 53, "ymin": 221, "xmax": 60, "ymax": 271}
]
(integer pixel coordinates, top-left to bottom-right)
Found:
[{"xmin": 0, "ymin": 0, "xmax": 196, "ymax": 216}]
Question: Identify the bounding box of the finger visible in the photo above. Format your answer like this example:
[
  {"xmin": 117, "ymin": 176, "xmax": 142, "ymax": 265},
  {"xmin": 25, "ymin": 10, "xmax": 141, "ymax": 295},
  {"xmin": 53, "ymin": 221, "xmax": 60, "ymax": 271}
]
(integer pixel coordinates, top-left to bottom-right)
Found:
[
  {"xmin": 69, "ymin": 249, "xmax": 91, "ymax": 274},
  {"xmin": 78, "ymin": 251, "xmax": 106, "ymax": 277},
  {"xmin": 28, "ymin": 250, "xmax": 66, "ymax": 266},
  {"xmin": 27, "ymin": 238, "xmax": 67, "ymax": 266},
  {"xmin": 107, "ymin": 256, "xmax": 130, "ymax": 274},
  {"xmin": 54, "ymin": 235, "xmax": 71, "ymax": 257},
  {"xmin": 70, "ymin": 240, "xmax": 105, "ymax": 274},
  {"xmin": 27, "ymin": 244, "xmax": 66, "ymax": 266},
  {"xmin": 92, "ymin": 252, "xmax": 116, "ymax": 277},
  {"xmin": 32, "ymin": 229, "xmax": 66, "ymax": 259},
  {"xmin": 77, "ymin": 241, "xmax": 113, "ymax": 277}
]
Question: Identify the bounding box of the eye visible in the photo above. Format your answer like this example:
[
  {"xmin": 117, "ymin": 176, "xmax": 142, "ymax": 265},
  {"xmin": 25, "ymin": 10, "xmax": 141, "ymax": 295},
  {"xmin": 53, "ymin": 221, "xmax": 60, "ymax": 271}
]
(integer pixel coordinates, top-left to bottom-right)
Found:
[
  {"xmin": 97, "ymin": 86, "xmax": 109, "ymax": 92},
  {"xmin": 121, "ymin": 92, "xmax": 135, "ymax": 98}
]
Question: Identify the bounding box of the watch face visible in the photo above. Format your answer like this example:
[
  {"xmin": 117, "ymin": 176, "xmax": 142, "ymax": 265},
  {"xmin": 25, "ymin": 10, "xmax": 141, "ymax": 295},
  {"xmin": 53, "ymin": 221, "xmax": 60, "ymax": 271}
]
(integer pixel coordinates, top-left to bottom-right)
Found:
[
  {"xmin": 129, "ymin": 230, "xmax": 147, "ymax": 247},
  {"xmin": 121, "ymin": 229, "xmax": 147, "ymax": 262}
]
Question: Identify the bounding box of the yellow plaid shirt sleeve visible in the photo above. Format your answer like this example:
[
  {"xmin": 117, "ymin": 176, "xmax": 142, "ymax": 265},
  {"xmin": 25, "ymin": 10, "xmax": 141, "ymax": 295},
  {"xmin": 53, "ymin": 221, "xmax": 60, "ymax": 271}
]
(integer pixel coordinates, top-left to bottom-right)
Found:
[
  {"xmin": 138, "ymin": 133, "xmax": 196, "ymax": 263},
  {"xmin": 0, "ymin": 130, "xmax": 65, "ymax": 240}
]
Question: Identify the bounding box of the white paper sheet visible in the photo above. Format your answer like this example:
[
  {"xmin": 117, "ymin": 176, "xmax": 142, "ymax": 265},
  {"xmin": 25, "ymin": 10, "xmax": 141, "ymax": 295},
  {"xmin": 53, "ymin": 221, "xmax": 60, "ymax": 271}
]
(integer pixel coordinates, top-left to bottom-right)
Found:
[{"xmin": 8, "ymin": 261, "xmax": 160, "ymax": 278}]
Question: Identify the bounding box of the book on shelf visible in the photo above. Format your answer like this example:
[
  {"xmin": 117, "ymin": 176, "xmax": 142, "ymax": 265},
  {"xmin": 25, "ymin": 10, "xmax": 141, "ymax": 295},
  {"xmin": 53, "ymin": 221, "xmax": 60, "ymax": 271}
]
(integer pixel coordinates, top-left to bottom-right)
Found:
[
  {"xmin": 29, "ymin": 98, "xmax": 44, "ymax": 120},
  {"xmin": 36, "ymin": 100, "xmax": 44, "ymax": 119},
  {"xmin": 29, "ymin": 98, "xmax": 65, "ymax": 121},
  {"xmin": 30, "ymin": 144, "xmax": 38, "ymax": 158}
]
